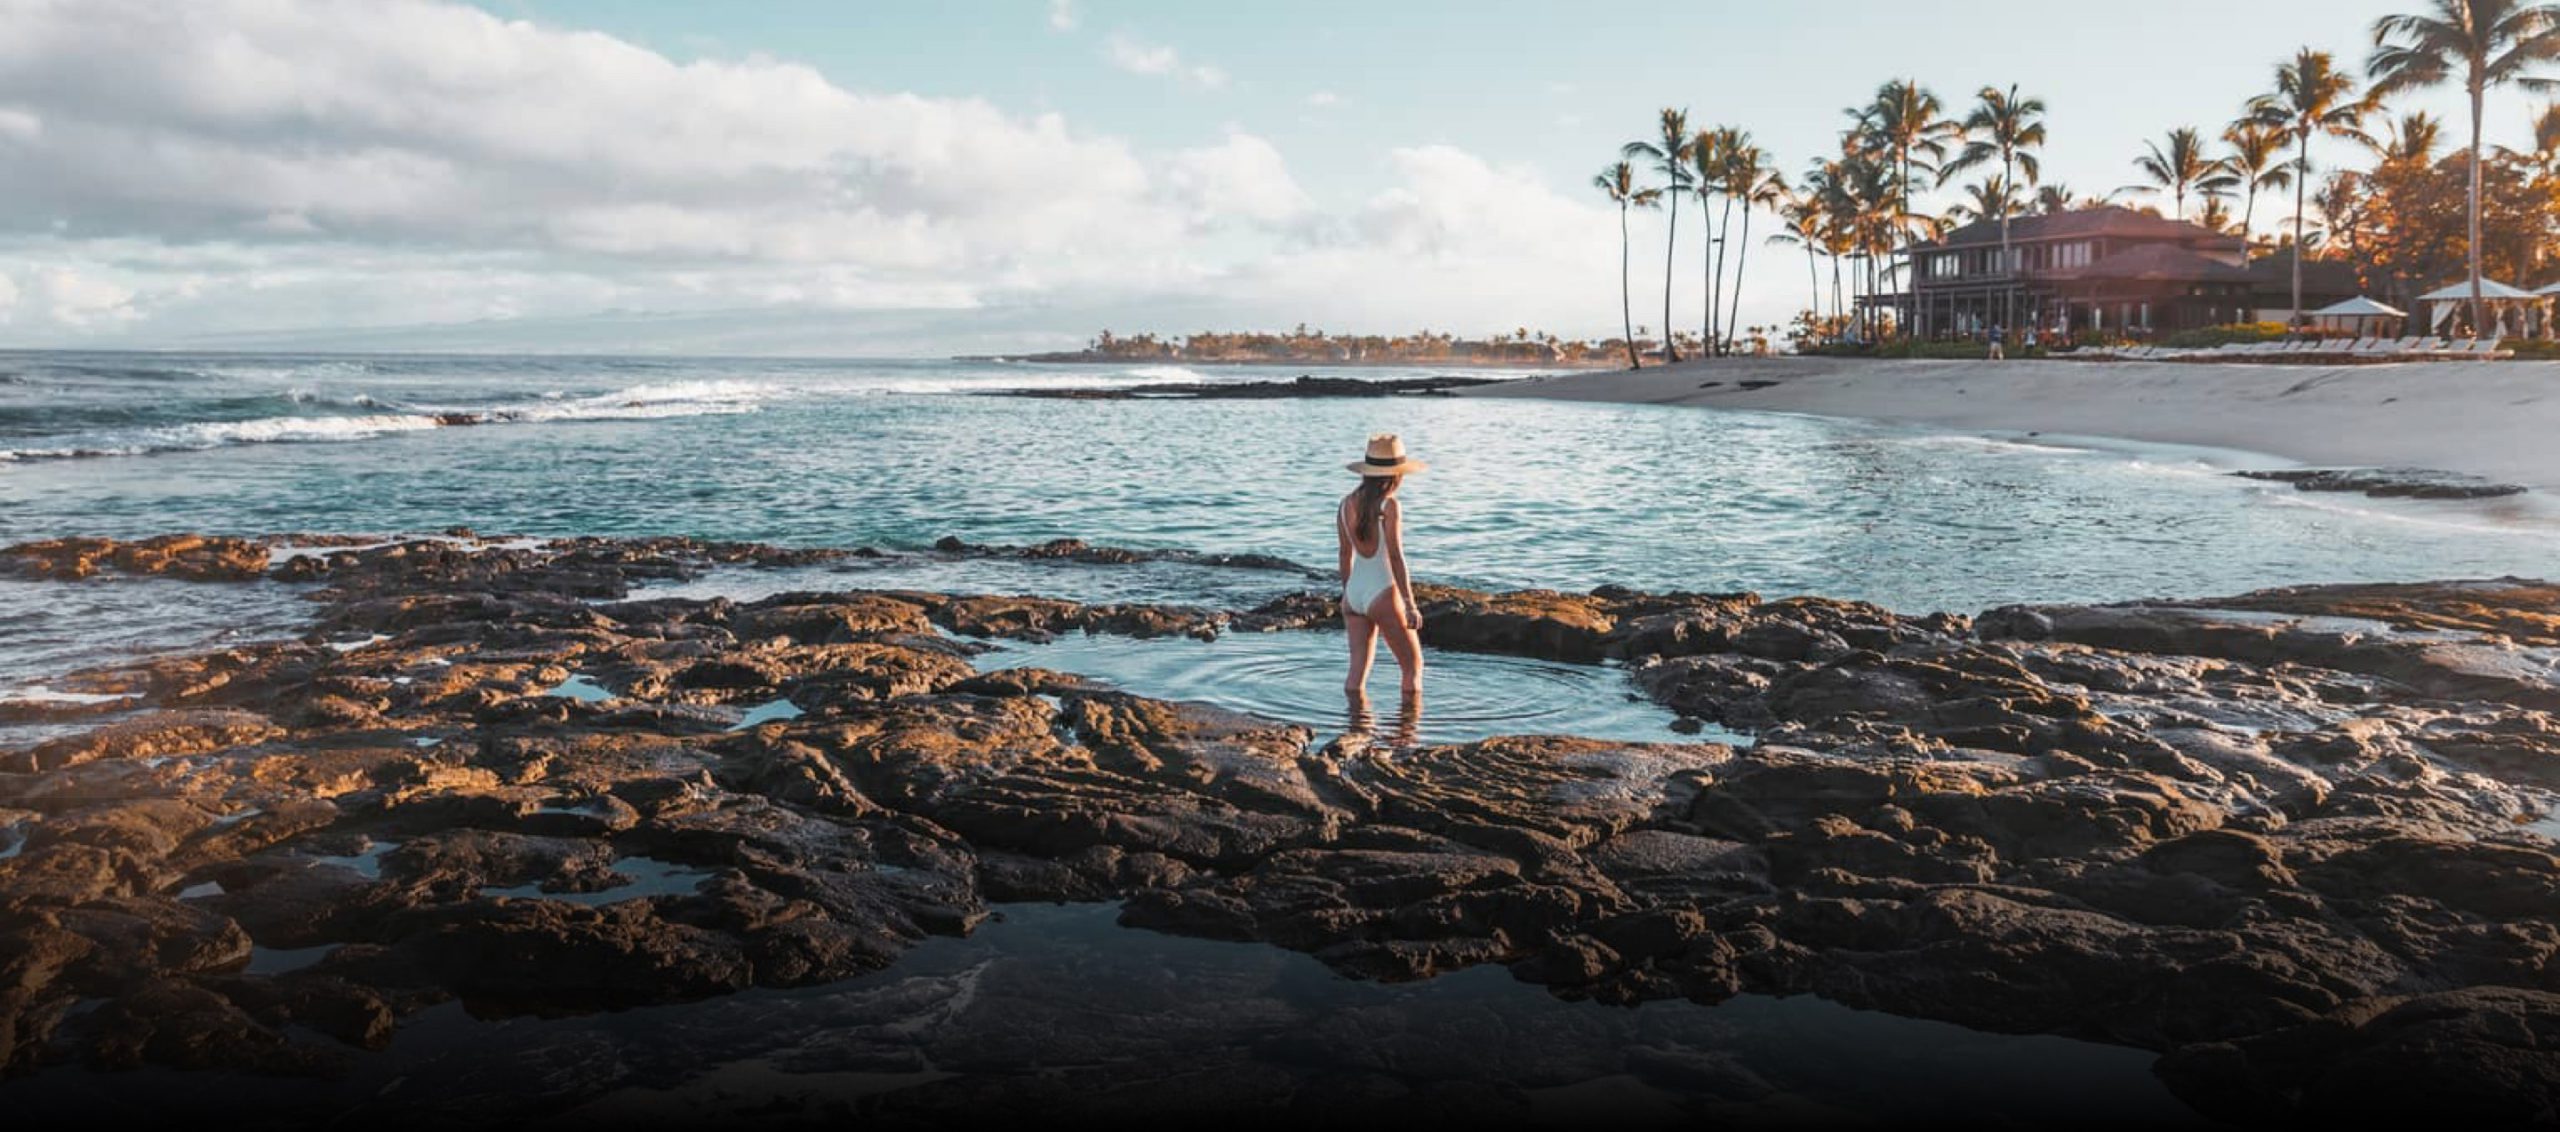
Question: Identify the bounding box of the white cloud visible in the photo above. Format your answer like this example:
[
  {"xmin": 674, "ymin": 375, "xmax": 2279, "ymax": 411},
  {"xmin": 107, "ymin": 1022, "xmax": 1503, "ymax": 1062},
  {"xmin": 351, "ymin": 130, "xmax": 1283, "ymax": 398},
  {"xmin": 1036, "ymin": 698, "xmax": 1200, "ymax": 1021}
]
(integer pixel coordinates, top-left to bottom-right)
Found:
[
  {"xmin": 1306, "ymin": 90, "xmax": 1341, "ymax": 108},
  {"xmin": 1167, "ymin": 133, "xmax": 1311, "ymax": 225},
  {"xmin": 1047, "ymin": 0, "xmax": 1077, "ymax": 31},
  {"xmin": 26, "ymin": 266, "xmax": 137, "ymax": 328},
  {"xmin": 0, "ymin": 104, "xmax": 38, "ymax": 142},
  {"xmin": 0, "ymin": 0, "xmax": 1642, "ymax": 346},
  {"xmin": 1103, "ymin": 32, "xmax": 1225, "ymax": 89}
]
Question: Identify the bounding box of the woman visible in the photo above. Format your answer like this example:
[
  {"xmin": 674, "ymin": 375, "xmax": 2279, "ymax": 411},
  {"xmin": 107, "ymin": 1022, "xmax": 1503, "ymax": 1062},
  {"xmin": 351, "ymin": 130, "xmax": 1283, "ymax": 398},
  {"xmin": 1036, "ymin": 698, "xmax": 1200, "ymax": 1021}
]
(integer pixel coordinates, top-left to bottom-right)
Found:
[{"xmin": 1338, "ymin": 433, "xmax": 1425, "ymax": 697}]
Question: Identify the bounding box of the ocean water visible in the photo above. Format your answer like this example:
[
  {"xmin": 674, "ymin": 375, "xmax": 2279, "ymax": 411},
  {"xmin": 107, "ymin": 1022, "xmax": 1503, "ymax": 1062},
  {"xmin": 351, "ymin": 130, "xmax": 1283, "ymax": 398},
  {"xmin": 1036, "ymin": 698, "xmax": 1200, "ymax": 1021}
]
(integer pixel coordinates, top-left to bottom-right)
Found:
[
  {"xmin": 8, "ymin": 347, "xmax": 2560, "ymax": 714},
  {"xmin": 5, "ymin": 349, "xmax": 2557, "ymax": 614}
]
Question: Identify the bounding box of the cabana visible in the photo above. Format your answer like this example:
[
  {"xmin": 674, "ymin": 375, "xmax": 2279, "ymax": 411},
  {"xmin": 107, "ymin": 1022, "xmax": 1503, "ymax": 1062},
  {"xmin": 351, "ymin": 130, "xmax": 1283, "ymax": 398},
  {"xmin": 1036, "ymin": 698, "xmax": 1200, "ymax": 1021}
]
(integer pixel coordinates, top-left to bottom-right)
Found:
[
  {"xmin": 2419, "ymin": 279, "xmax": 2536, "ymax": 337},
  {"xmin": 2308, "ymin": 295, "xmax": 2405, "ymax": 338},
  {"xmin": 2531, "ymin": 279, "xmax": 2560, "ymax": 338}
]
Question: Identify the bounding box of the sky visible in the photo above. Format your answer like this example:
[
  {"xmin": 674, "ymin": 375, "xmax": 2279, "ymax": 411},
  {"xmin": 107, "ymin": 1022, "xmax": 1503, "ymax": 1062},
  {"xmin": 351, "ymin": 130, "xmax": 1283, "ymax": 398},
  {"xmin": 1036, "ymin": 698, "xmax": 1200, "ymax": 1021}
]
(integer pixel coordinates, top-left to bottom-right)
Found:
[{"xmin": 0, "ymin": 0, "xmax": 2537, "ymax": 355}]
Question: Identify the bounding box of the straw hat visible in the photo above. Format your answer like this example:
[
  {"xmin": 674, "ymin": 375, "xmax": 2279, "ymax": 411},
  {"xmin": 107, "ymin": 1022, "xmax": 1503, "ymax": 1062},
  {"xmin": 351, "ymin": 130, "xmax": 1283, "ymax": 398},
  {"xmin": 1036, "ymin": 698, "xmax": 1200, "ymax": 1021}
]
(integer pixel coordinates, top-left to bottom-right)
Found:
[{"xmin": 1346, "ymin": 433, "xmax": 1427, "ymax": 476}]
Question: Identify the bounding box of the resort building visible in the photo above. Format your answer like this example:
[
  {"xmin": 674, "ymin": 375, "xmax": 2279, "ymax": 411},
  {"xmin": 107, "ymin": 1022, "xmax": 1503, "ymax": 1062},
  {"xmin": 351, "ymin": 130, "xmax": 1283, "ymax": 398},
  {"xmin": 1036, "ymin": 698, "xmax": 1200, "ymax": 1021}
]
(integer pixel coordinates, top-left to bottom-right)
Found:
[{"xmin": 1887, "ymin": 206, "xmax": 2337, "ymax": 338}]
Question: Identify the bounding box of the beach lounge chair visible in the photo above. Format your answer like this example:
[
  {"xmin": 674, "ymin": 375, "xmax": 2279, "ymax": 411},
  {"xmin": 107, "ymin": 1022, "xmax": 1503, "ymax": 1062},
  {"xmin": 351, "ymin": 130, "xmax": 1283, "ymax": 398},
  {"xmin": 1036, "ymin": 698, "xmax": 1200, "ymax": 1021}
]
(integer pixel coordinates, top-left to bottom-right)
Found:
[
  {"xmin": 2352, "ymin": 337, "xmax": 2390, "ymax": 355},
  {"xmin": 2468, "ymin": 336, "xmax": 2503, "ymax": 357},
  {"xmin": 2438, "ymin": 337, "xmax": 2474, "ymax": 357},
  {"xmin": 2387, "ymin": 336, "xmax": 2423, "ymax": 355},
  {"xmin": 2346, "ymin": 336, "xmax": 2377, "ymax": 354}
]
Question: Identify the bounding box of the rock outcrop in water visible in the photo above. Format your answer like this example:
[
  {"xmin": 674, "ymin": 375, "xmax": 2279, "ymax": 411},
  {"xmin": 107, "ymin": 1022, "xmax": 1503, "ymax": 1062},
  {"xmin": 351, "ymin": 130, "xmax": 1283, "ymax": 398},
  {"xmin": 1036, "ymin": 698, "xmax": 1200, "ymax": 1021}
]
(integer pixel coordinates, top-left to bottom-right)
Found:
[
  {"xmin": 2235, "ymin": 466, "xmax": 2530, "ymax": 499},
  {"xmin": 989, "ymin": 374, "xmax": 1501, "ymax": 400},
  {"xmin": 4, "ymin": 534, "xmax": 2559, "ymax": 1123}
]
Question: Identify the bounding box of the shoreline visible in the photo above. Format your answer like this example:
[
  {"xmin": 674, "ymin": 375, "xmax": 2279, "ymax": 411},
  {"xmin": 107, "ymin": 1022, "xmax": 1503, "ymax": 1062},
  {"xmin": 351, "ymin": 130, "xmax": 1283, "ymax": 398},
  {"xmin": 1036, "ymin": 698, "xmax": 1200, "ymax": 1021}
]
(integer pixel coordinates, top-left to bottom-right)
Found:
[{"xmin": 1458, "ymin": 356, "xmax": 2560, "ymax": 495}]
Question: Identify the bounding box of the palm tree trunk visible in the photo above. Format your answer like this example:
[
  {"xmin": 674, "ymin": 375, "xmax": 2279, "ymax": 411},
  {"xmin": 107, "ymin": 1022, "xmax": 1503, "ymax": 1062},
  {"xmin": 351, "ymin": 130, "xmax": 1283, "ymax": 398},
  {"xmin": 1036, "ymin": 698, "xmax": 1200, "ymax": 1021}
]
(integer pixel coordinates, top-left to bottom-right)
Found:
[
  {"xmin": 1728, "ymin": 201, "xmax": 1755, "ymax": 354},
  {"xmin": 2469, "ymin": 81, "xmax": 2485, "ymax": 336},
  {"xmin": 1714, "ymin": 194, "xmax": 1736, "ymax": 353},
  {"xmin": 1899, "ymin": 144, "xmax": 1913, "ymax": 341},
  {"xmin": 1831, "ymin": 253, "xmax": 1843, "ymax": 331},
  {"xmin": 1999, "ymin": 151, "xmax": 2015, "ymax": 337},
  {"xmin": 1662, "ymin": 188, "xmax": 1682, "ymax": 362},
  {"xmin": 1620, "ymin": 203, "xmax": 1640, "ymax": 369},
  {"xmin": 1700, "ymin": 191, "xmax": 1717, "ymax": 348},
  {"xmin": 2243, "ymin": 182, "xmax": 2257, "ymax": 245},
  {"xmin": 2304, "ymin": 133, "xmax": 2324, "ymax": 327},
  {"xmin": 1806, "ymin": 246, "xmax": 1821, "ymax": 335}
]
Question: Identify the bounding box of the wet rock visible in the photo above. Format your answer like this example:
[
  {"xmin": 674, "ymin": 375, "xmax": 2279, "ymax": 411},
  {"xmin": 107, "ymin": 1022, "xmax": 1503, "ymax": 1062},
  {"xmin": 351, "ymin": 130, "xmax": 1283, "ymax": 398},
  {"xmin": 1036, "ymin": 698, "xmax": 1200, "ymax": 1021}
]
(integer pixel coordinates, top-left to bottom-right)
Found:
[
  {"xmin": 927, "ymin": 535, "xmax": 1320, "ymax": 577},
  {"xmin": 78, "ymin": 977, "xmax": 346, "ymax": 1073},
  {"xmin": 2161, "ymin": 987, "xmax": 2560, "ymax": 1124},
  {"xmin": 5, "ymin": 710, "xmax": 283, "ymax": 773},
  {"xmin": 1, "ymin": 535, "xmax": 267, "ymax": 581},
  {"xmin": 990, "ymin": 374, "xmax": 1501, "ymax": 400},
  {"xmin": 1415, "ymin": 586, "xmax": 1618, "ymax": 662},
  {"xmin": 2236, "ymin": 466, "xmax": 2528, "ymax": 500}
]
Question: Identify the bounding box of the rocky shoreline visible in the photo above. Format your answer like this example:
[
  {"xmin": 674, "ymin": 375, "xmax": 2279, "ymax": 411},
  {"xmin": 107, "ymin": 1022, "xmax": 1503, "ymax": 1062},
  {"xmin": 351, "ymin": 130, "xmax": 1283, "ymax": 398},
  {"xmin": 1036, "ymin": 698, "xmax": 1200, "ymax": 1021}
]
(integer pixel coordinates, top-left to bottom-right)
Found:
[{"xmin": 3, "ymin": 533, "xmax": 2558, "ymax": 1122}]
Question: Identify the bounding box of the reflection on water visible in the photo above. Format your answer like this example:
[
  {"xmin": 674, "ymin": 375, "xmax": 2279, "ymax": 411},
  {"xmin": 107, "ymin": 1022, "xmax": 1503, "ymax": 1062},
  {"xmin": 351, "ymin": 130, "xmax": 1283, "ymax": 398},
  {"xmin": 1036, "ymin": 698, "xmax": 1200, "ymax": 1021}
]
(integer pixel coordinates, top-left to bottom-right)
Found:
[
  {"xmin": 5, "ymin": 902, "xmax": 2206, "ymax": 1125},
  {"xmin": 975, "ymin": 630, "xmax": 1728, "ymax": 747},
  {"xmin": 1340, "ymin": 686, "xmax": 1422, "ymax": 755}
]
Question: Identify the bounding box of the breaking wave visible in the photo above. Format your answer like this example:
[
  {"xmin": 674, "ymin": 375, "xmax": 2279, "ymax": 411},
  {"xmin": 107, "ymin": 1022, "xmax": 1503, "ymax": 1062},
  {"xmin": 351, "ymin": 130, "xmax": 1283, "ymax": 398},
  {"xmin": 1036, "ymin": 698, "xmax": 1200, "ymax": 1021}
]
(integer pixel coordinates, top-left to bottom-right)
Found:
[{"xmin": 0, "ymin": 380, "xmax": 781, "ymax": 464}]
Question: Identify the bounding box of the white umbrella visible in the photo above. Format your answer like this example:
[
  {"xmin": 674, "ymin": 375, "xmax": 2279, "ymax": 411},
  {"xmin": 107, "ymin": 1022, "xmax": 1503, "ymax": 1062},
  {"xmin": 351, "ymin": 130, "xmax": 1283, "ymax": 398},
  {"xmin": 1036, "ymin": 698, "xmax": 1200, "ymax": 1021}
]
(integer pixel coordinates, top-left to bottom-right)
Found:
[
  {"xmin": 2534, "ymin": 280, "xmax": 2560, "ymax": 296},
  {"xmin": 2418, "ymin": 279, "xmax": 2535, "ymax": 301},
  {"xmin": 2311, "ymin": 296, "xmax": 2405, "ymax": 317}
]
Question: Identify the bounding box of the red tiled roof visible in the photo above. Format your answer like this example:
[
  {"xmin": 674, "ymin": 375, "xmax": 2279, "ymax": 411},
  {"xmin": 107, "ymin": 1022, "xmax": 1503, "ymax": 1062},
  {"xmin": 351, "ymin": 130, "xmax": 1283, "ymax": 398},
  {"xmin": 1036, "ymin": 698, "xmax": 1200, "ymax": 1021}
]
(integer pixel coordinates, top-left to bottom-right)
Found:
[{"xmin": 1916, "ymin": 205, "xmax": 2242, "ymax": 252}]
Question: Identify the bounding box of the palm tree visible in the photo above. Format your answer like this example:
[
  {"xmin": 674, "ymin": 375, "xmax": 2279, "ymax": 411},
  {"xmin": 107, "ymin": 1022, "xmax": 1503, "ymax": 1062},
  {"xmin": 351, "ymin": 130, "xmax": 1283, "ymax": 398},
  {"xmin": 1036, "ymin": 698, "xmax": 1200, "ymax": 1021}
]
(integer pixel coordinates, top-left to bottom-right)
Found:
[
  {"xmin": 1771, "ymin": 192, "xmax": 1829, "ymax": 336},
  {"xmin": 1690, "ymin": 128, "xmax": 1728, "ymax": 349},
  {"xmin": 1594, "ymin": 160, "xmax": 1660, "ymax": 368},
  {"xmin": 1623, "ymin": 108, "xmax": 1694, "ymax": 361},
  {"xmin": 1698, "ymin": 126, "xmax": 1750, "ymax": 353},
  {"xmin": 2368, "ymin": 1, "xmax": 2560, "ymax": 333},
  {"xmin": 2030, "ymin": 183, "xmax": 2121, "ymax": 215},
  {"xmin": 2221, "ymin": 120, "xmax": 2295, "ymax": 242},
  {"xmin": 2536, "ymin": 101, "xmax": 2560, "ymax": 167},
  {"xmin": 2369, "ymin": 109, "xmax": 2447, "ymax": 163},
  {"xmin": 2198, "ymin": 194, "xmax": 2238, "ymax": 233},
  {"xmin": 2250, "ymin": 50, "xmax": 2372, "ymax": 326},
  {"xmin": 1950, "ymin": 174, "xmax": 2023, "ymax": 225},
  {"xmin": 1856, "ymin": 80, "xmax": 1959, "ymax": 338},
  {"xmin": 2125, "ymin": 127, "xmax": 2237, "ymax": 221},
  {"xmin": 1724, "ymin": 152, "xmax": 1786, "ymax": 353},
  {"xmin": 1943, "ymin": 84, "xmax": 2048, "ymax": 332}
]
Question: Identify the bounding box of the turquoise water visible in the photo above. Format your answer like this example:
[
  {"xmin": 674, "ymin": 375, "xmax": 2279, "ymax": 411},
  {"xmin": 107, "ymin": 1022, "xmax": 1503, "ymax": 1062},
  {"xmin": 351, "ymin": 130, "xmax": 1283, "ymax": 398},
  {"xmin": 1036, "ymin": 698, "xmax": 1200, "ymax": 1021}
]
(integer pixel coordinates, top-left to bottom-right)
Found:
[
  {"xmin": 6, "ymin": 350, "xmax": 2557, "ymax": 617},
  {"xmin": 974, "ymin": 630, "xmax": 1715, "ymax": 748}
]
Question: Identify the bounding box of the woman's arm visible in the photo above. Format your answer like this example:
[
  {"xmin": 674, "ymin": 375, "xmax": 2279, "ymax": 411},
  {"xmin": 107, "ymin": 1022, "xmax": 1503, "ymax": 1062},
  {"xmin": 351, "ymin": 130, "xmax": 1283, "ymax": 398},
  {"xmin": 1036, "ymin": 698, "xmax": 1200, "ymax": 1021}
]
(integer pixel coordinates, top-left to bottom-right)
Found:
[
  {"xmin": 1383, "ymin": 499, "xmax": 1420, "ymax": 629},
  {"xmin": 1334, "ymin": 498, "xmax": 1352, "ymax": 581}
]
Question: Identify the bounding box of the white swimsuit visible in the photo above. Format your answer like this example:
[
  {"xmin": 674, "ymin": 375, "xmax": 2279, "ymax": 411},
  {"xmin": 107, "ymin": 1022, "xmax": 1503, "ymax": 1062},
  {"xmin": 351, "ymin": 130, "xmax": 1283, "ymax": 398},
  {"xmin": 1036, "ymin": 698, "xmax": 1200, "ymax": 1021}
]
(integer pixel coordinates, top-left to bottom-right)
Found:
[{"xmin": 1340, "ymin": 497, "xmax": 1396, "ymax": 613}]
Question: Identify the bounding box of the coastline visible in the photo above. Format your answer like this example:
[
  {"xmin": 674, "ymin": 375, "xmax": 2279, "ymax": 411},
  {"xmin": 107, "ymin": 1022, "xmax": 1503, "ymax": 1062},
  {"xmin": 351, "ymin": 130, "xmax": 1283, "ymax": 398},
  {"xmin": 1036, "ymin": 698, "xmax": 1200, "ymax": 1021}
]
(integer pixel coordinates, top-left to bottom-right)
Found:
[{"xmin": 1458, "ymin": 356, "xmax": 2560, "ymax": 494}]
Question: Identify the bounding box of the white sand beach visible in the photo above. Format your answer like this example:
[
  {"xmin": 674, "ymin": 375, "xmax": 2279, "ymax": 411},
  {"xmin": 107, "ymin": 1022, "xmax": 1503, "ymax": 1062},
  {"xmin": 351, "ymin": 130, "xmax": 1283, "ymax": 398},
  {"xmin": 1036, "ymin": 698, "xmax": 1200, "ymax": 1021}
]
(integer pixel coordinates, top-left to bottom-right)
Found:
[{"xmin": 1459, "ymin": 356, "xmax": 2560, "ymax": 493}]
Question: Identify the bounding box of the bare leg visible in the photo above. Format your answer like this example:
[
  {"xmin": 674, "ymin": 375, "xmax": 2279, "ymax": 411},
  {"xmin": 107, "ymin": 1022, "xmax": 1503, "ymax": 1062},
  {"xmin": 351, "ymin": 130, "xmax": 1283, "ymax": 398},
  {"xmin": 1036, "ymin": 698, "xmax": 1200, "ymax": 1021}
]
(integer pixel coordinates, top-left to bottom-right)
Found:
[
  {"xmin": 1343, "ymin": 608, "xmax": 1379, "ymax": 694},
  {"xmin": 1364, "ymin": 591, "xmax": 1425, "ymax": 696}
]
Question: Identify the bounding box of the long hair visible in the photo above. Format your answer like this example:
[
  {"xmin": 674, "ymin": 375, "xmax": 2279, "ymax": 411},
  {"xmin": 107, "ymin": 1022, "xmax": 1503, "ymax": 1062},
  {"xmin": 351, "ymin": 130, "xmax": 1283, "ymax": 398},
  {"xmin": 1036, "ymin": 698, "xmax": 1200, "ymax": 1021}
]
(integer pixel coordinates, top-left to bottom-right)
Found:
[{"xmin": 1351, "ymin": 474, "xmax": 1399, "ymax": 550}]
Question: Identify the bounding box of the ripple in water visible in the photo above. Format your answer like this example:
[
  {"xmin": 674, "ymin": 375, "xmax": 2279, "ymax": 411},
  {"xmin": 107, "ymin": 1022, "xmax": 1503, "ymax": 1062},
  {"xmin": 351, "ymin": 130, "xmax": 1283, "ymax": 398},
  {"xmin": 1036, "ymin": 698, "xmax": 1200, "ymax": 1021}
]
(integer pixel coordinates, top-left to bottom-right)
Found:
[{"xmin": 974, "ymin": 630, "xmax": 1728, "ymax": 746}]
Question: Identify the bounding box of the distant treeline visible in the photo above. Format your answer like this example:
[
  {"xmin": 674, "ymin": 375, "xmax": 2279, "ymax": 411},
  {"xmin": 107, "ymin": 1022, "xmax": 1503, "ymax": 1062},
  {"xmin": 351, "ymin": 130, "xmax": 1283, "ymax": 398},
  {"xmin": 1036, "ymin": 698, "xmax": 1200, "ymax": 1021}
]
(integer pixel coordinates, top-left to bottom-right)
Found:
[{"xmin": 1000, "ymin": 326, "xmax": 1628, "ymax": 367}]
